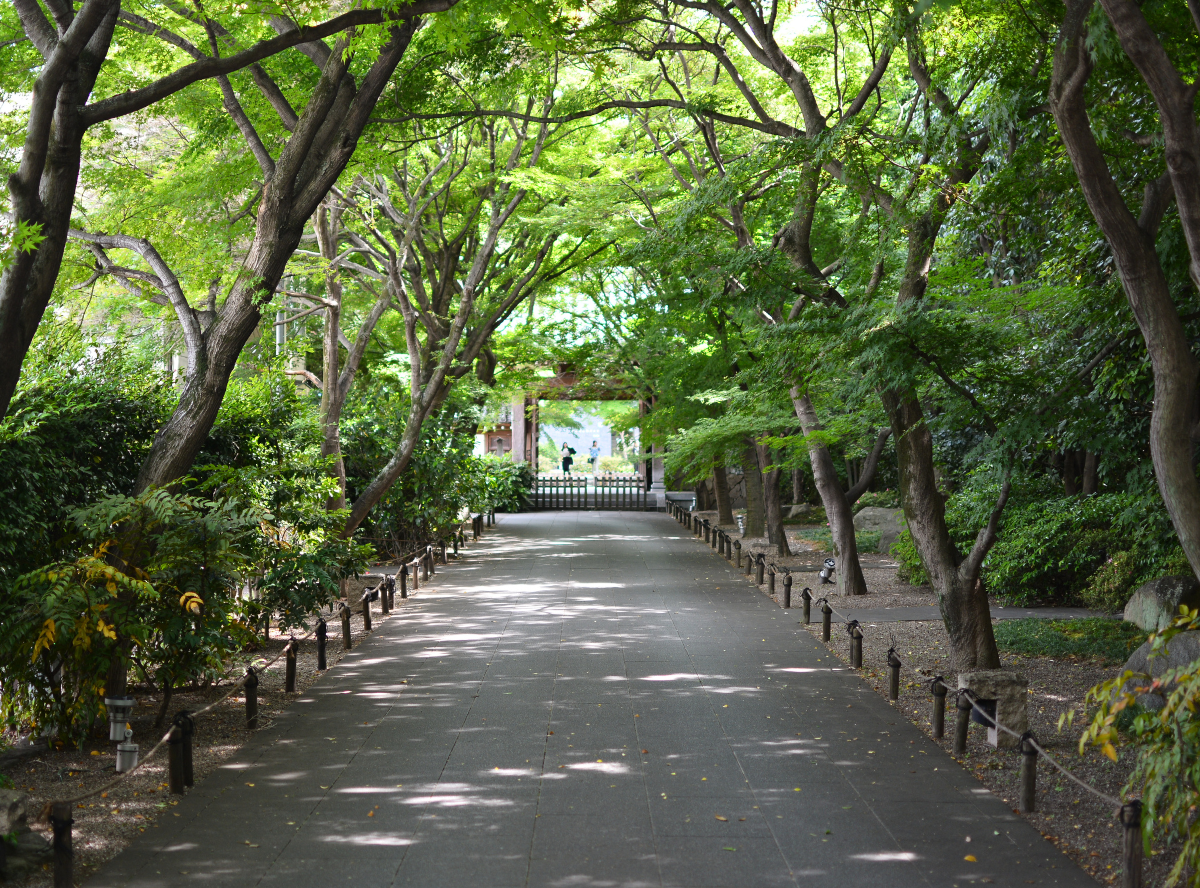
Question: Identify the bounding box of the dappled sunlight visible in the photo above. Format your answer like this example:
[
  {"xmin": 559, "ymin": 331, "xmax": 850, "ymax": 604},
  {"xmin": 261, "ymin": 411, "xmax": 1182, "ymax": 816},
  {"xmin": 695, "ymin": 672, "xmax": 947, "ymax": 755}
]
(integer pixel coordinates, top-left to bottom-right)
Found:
[
  {"xmin": 565, "ymin": 761, "xmax": 632, "ymax": 775},
  {"xmin": 851, "ymin": 851, "xmax": 920, "ymax": 862}
]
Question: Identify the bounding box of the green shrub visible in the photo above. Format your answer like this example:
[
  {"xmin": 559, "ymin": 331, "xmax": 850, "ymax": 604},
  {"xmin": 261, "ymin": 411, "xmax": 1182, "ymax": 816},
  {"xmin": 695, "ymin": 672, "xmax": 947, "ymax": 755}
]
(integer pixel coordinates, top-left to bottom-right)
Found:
[
  {"xmin": 855, "ymin": 489, "xmax": 899, "ymax": 510},
  {"xmin": 993, "ymin": 618, "xmax": 1147, "ymax": 664},
  {"xmin": 1081, "ymin": 610, "xmax": 1200, "ymax": 885},
  {"xmin": 1079, "ymin": 550, "xmax": 1141, "ymax": 613},
  {"xmin": 894, "ymin": 528, "xmax": 928, "ymax": 585},
  {"xmin": 796, "ymin": 527, "xmax": 881, "ymax": 553}
]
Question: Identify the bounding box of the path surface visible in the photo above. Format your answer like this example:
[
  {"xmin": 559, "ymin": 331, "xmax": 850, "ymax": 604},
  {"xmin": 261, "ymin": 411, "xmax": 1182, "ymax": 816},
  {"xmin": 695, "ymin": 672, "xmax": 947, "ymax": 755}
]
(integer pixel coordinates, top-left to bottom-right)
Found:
[{"xmin": 89, "ymin": 511, "xmax": 1095, "ymax": 888}]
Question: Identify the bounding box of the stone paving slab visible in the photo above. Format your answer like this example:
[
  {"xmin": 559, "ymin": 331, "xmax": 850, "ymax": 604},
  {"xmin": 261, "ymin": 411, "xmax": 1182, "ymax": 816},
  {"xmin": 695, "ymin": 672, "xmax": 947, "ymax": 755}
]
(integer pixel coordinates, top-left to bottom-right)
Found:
[{"xmin": 87, "ymin": 511, "xmax": 1098, "ymax": 888}]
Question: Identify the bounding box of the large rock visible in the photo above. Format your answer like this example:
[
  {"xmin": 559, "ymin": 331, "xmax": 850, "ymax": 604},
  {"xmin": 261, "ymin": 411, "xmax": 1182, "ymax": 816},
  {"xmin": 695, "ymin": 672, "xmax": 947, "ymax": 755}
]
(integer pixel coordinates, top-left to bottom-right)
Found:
[
  {"xmin": 0, "ymin": 790, "xmax": 27, "ymax": 835},
  {"xmin": 1121, "ymin": 630, "xmax": 1200, "ymax": 710},
  {"xmin": 853, "ymin": 507, "xmax": 905, "ymax": 554},
  {"xmin": 1123, "ymin": 575, "xmax": 1200, "ymax": 631},
  {"xmin": 958, "ymin": 669, "xmax": 1029, "ymax": 748}
]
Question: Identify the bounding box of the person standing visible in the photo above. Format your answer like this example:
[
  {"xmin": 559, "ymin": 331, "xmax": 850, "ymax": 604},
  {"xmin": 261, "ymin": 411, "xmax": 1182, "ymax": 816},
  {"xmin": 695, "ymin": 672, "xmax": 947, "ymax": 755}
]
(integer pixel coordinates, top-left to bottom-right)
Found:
[
  {"xmin": 588, "ymin": 440, "xmax": 600, "ymax": 473},
  {"xmin": 561, "ymin": 443, "xmax": 575, "ymax": 474}
]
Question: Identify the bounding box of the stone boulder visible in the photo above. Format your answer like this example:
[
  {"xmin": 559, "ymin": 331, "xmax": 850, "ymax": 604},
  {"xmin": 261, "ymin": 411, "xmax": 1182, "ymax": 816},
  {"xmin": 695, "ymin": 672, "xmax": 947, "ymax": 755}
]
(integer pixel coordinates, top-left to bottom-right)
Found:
[
  {"xmin": 786, "ymin": 504, "xmax": 812, "ymax": 519},
  {"xmin": 852, "ymin": 507, "xmax": 905, "ymax": 554},
  {"xmin": 1121, "ymin": 630, "xmax": 1200, "ymax": 710},
  {"xmin": 0, "ymin": 789, "xmax": 27, "ymax": 835},
  {"xmin": 1123, "ymin": 575, "xmax": 1200, "ymax": 631},
  {"xmin": 0, "ymin": 790, "xmax": 52, "ymax": 882},
  {"xmin": 958, "ymin": 669, "xmax": 1029, "ymax": 748}
]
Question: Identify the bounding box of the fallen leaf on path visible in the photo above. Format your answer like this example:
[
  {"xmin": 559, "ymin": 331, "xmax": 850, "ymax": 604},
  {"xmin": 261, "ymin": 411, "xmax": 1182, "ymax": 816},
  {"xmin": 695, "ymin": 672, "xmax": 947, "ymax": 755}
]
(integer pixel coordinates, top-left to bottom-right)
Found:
[
  {"xmin": 715, "ymin": 815, "xmax": 727, "ymax": 822},
  {"xmin": 964, "ymin": 855, "xmax": 977, "ymax": 862}
]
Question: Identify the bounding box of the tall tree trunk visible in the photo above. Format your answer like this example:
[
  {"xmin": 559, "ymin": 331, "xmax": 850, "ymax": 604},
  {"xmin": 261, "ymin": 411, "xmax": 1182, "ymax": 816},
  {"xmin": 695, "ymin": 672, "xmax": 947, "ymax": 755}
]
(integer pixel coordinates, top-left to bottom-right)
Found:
[
  {"xmin": 742, "ymin": 443, "xmax": 765, "ymax": 538},
  {"xmin": 316, "ymin": 204, "xmax": 348, "ymax": 510},
  {"xmin": 756, "ymin": 443, "xmax": 792, "ymax": 557},
  {"xmin": 791, "ymin": 388, "xmax": 866, "ymax": 595},
  {"xmin": 133, "ymin": 22, "xmax": 420, "ymax": 493},
  {"xmin": 713, "ymin": 465, "xmax": 735, "ymax": 525},
  {"xmin": 1062, "ymin": 450, "xmax": 1080, "ymax": 496},
  {"xmin": 1051, "ymin": 0, "xmax": 1200, "ymax": 577},
  {"xmin": 1082, "ymin": 452, "xmax": 1099, "ymax": 496},
  {"xmin": 792, "ymin": 468, "xmax": 805, "ymax": 504},
  {"xmin": 0, "ymin": 2, "xmax": 119, "ymax": 419},
  {"xmin": 882, "ymin": 387, "xmax": 1005, "ymax": 669}
]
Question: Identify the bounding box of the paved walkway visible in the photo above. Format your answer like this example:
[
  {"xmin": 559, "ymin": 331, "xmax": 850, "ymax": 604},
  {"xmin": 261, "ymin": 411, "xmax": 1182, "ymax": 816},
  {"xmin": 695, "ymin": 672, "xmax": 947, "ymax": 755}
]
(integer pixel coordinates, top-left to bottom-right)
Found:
[{"xmin": 90, "ymin": 512, "xmax": 1095, "ymax": 888}]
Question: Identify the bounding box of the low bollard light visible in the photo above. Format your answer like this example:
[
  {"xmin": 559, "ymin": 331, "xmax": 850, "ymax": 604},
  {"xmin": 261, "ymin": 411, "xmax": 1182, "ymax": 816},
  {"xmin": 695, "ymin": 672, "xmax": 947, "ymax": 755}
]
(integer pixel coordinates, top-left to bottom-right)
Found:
[
  {"xmin": 782, "ymin": 573, "xmax": 792, "ymax": 608},
  {"xmin": 115, "ymin": 727, "xmax": 138, "ymax": 773},
  {"xmin": 316, "ymin": 618, "xmax": 328, "ymax": 670},
  {"xmin": 734, "ymin": 540, "xmax": 742, "ymax": 567},
  {"xmin": 400, "ymin": 569, "xmax": 409, "ymax": 599},
  {"xmin": 801, "ymin": 587, "xmax": 812, "ymax": 624},
  {"xmin": 820, "ymin": 598, "xmax": 832, "ymax": 641},
  {"xmin": 818, "ymin": 557, "xmax": 836, "ymax": 585}
]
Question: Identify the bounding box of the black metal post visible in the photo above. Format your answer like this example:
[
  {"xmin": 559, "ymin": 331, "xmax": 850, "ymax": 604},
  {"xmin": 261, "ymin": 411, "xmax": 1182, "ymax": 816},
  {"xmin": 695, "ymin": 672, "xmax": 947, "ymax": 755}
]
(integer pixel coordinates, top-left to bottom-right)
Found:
[
  {"xmin": 245, "ymin": 666, "xmax": 259, "ymax": 730},
  {"xmin": 887, "ymin": 648, "xmax": 901, "ymax": 700},
  {"xmin": 178, "ymin": 710, "xmax": 194, "ymax": 786},
  {"xmin": 954, "ymin": 692, "xmax": 972, "ymax": 756},
  {"xmin": 285, "ymin": 638, "xmax": 297, "ymax": 692},
  {"xmin": 931, "ymin": 677, "xmax": 947, "ymax": 739},
  {"xmin": 1020, "ymin": 732, "xmax": 1038, "ymax": 814},
  {"xmin": 51, "ymin": 802, "xmax": 72, "ymax": 888},
  {"xmin": 317, "ymin": 618, "xmax": 327, "ymax": 670},
  {"xmin": 821, "ymin": 600, "xmax": 832, "ymax": 641},
  {"xmin": 400, "ymin": 569, "xmax": 409, "ymax": 599},
  {"xmin": 848, "ymin": 621, "xmax": 862, "ymax": 668},
  {"xmin": 1120, "ymin": 801, "xmax": 1143, "ymax": 888},
  {"xmin": 734, "ymin": 539, "xmax": 742, "ymax": 567},
  {"xmin": 782, "ymin": 574, "xmax": 792, "ymax": 608},
  {"xmin": 168, "ymin": 722, "xmax": 185, "ymax": 795},
  {"xmin": 801, "ymin": 587, "xmax": 812, "ymax": 624}
]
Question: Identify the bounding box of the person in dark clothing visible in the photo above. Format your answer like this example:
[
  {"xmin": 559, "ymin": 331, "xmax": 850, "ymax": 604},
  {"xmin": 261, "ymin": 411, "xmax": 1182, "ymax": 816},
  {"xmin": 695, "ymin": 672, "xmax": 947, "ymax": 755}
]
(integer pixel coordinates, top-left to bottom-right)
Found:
[{"xmin": 561, "ymin": 443, "xmax": 576, "ymax": 473}]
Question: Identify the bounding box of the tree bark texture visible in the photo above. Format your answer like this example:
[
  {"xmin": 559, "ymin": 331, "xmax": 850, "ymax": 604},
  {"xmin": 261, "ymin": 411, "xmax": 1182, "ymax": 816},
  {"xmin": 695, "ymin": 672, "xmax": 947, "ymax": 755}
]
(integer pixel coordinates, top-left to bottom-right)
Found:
[
  {"xmin": 713, "ymin": 465, "xmax": 735, "ymax": 525},
  {"xmin": 1050, "ymin": 0, "xmax": 1200, "ymax": 578},
  {"xmin": 742, "ymin": 443, "xmax": 765, "ymax": 538},
  {"xmin": 756, "ymin": 443, "xmax": 792, "ymax": 557},
  {"xmin": 0, "ymin": 0, "xmax": 119, "ymax": 419},
  {"xmin": 135, "ymin": 21, "xmax": 420, "ymax": 494},
  {"xmin": 790, "ymin": 387, "xmax": 867, "ymax": 595}
]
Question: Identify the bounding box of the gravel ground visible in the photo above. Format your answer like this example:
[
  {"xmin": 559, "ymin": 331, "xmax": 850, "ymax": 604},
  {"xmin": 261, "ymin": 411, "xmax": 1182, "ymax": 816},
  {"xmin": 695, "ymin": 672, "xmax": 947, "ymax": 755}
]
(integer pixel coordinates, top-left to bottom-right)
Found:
[
  {"xmin": 710, "ymin": 527, "xmax": 1174, "ymax": 888},
  {"xmin": 0, "ymin": 562, "xmax": 429, "ymax": 888}
]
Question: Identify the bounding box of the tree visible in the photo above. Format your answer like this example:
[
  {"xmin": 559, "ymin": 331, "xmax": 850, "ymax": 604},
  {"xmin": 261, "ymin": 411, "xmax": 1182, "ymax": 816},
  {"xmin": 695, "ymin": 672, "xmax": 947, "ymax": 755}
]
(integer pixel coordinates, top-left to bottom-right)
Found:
[{"xmin": 0, "ymin": 1, "xmax": 453, "ymax": 420}]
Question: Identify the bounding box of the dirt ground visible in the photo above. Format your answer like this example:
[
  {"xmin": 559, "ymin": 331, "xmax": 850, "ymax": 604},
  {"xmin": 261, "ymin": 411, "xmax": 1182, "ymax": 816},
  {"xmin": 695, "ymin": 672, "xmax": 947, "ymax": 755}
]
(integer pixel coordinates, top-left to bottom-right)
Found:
[
  {"xmin": 712, "ymin": 517, "xmax": 1173, "ymax": 888},
  {"xmin": 0, "ymin": 568, "xmax": 411, "ymax": 888}
]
